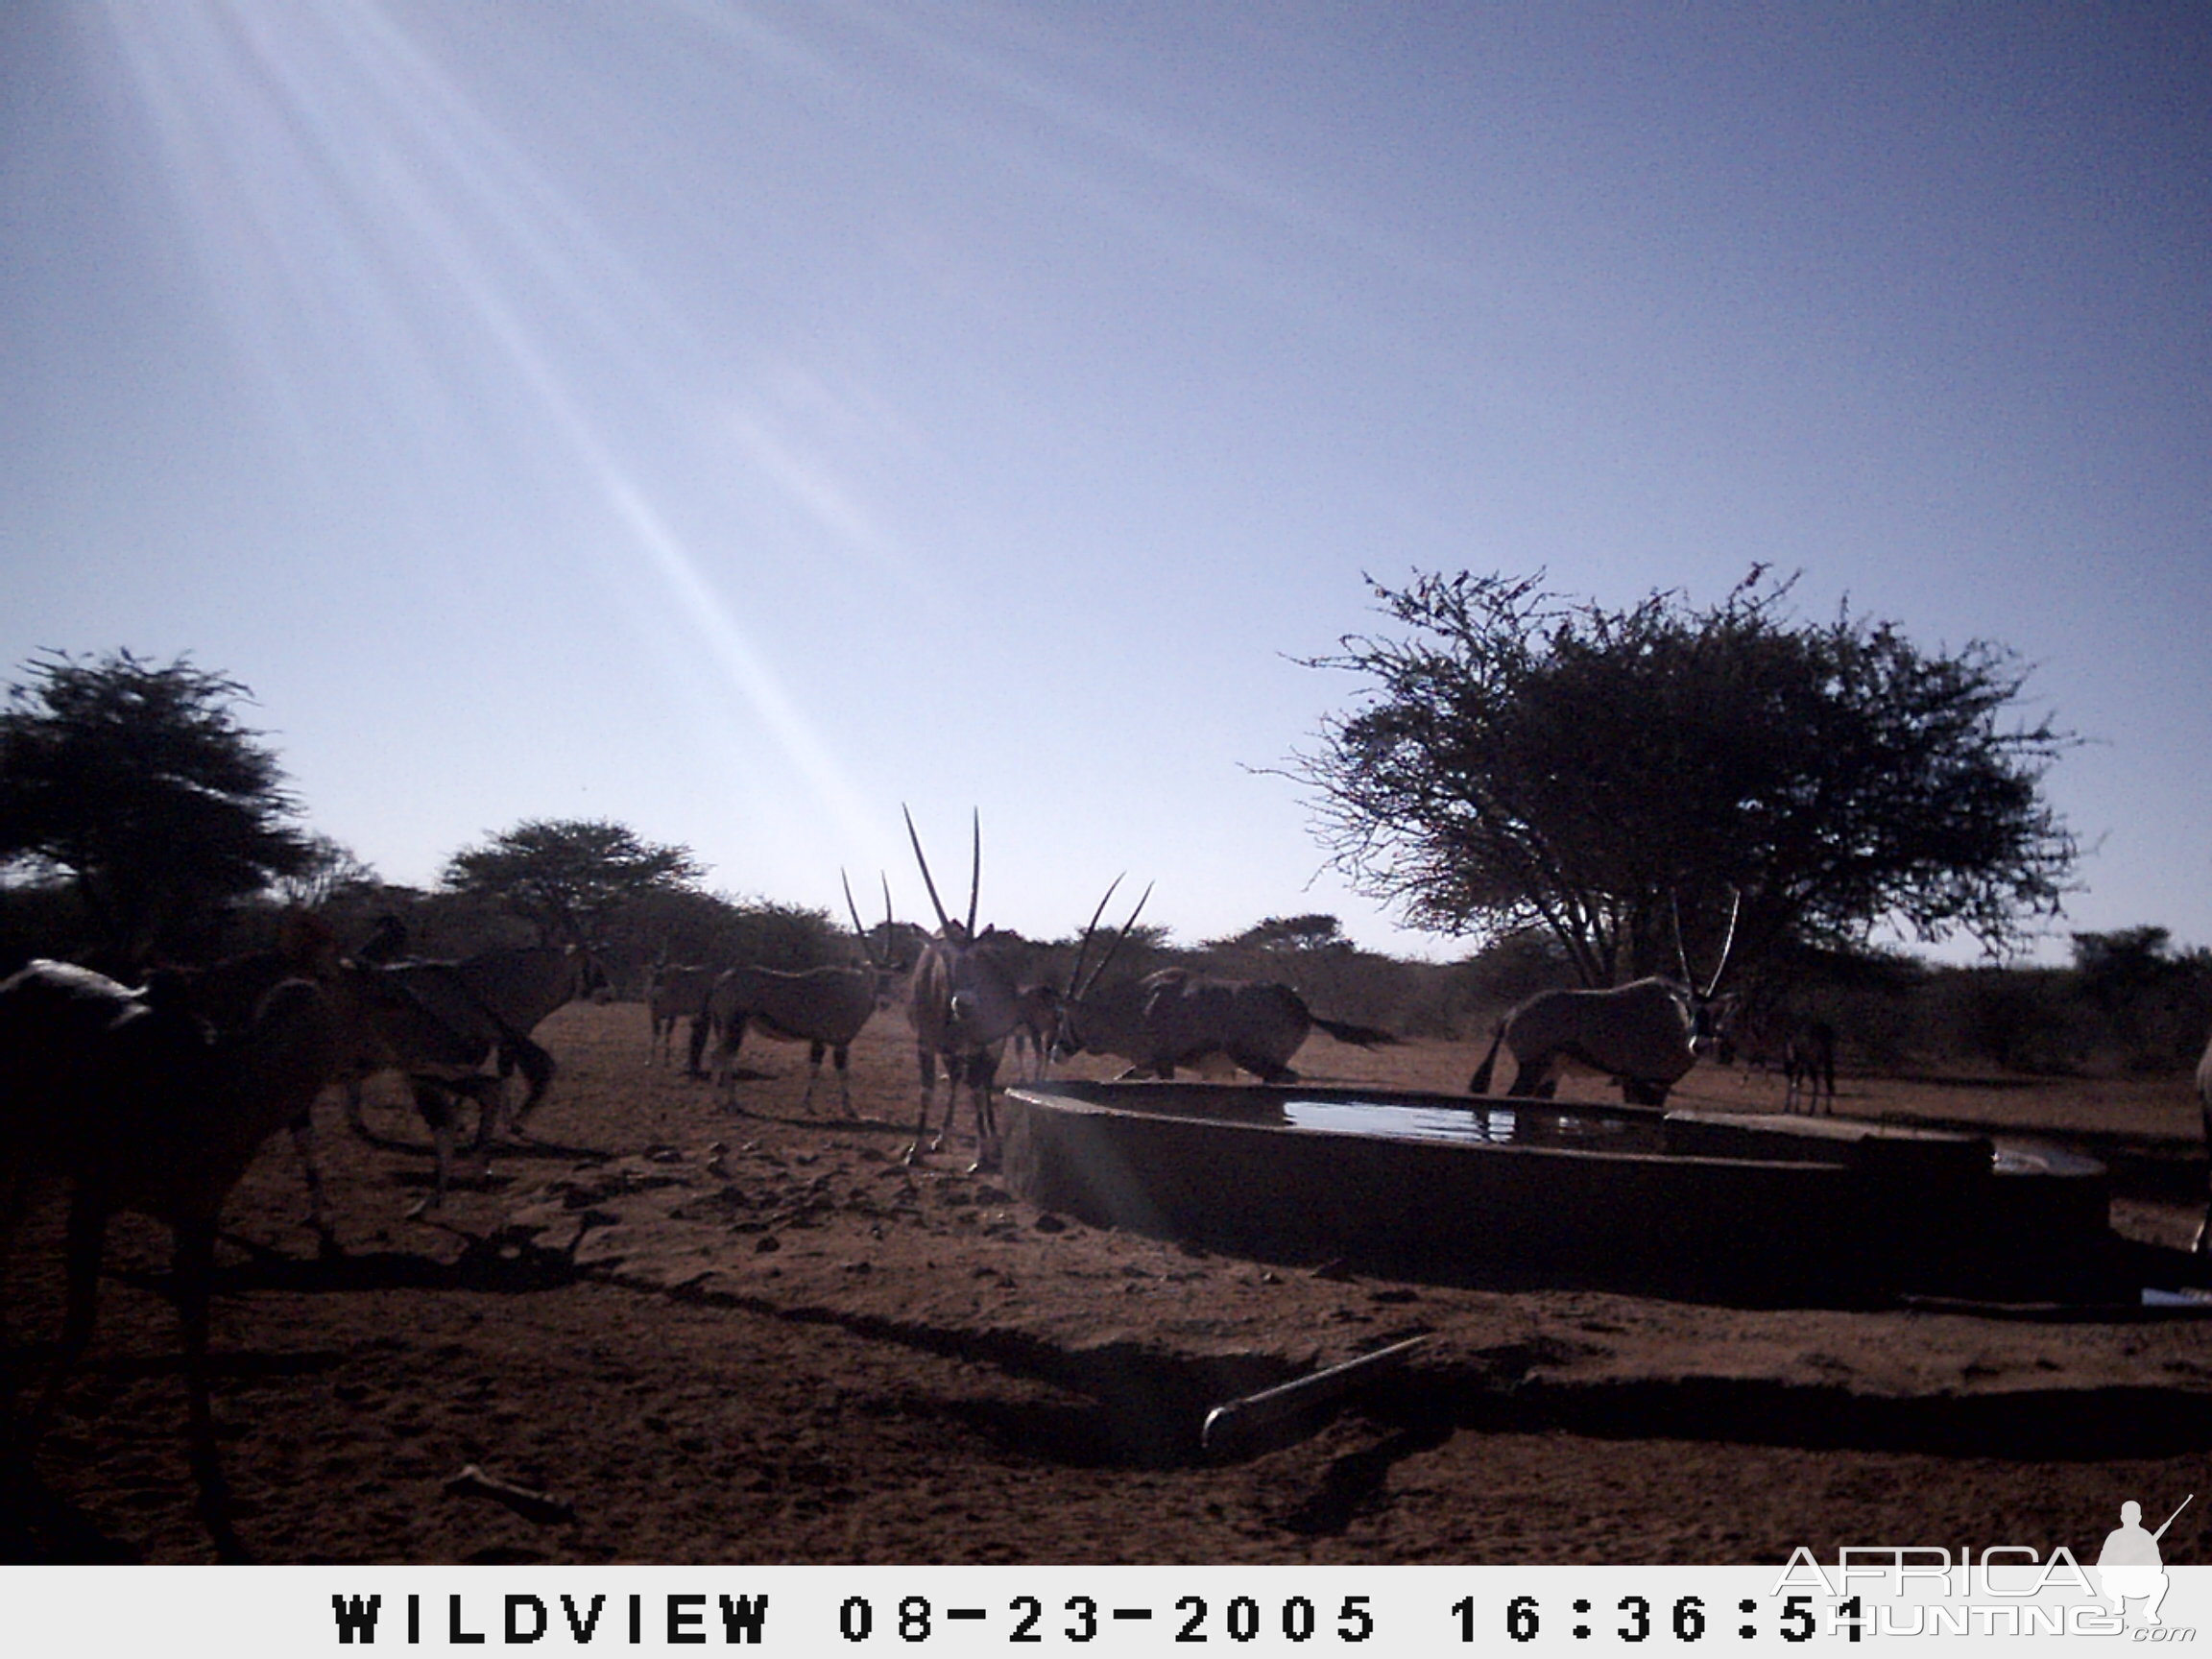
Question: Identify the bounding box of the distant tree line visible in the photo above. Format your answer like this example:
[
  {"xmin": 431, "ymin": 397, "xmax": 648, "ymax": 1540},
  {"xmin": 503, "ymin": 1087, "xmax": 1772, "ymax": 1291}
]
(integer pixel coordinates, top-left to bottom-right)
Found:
[
  {"xmin": 0, "ymin": 649, "xmax": 858, "ymax": 986},
  {"xmin": 5, "ymin": 645, "xmax": 2202, "ymax": 1078}
]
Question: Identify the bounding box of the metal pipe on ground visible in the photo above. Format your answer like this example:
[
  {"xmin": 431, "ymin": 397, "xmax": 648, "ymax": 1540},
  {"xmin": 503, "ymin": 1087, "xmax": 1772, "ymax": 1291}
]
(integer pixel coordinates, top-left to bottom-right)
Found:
[{"xmin": 1200, "ymin": 1334, "xmax": 1431, "ymax": 1460}]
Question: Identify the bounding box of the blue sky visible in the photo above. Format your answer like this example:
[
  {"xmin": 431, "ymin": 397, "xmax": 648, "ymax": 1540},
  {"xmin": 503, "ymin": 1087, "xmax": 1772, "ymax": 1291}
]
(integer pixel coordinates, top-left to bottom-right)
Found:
[{"xmin": 3, "ymin": 2, "xmax": 2207, "ymax": 962}]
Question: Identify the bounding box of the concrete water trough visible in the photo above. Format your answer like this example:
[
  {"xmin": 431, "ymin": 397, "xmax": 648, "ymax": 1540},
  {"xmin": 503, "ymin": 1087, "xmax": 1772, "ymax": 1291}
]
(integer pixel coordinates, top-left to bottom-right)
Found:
[{"xmin": 999, "ymin": 1081, "xmax": 2116, "ymax": 1305}]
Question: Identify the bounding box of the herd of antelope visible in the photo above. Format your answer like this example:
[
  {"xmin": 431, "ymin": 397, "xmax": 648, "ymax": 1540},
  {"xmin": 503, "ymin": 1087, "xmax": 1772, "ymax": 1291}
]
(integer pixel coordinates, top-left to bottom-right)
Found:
[
  {"xmin": 6, "ymin": 806, "xmax": 2212, "ymax": 1561},
  {"xmin": 641, "ymin": 811, "xmax": 1397, "ymax": 1166}
]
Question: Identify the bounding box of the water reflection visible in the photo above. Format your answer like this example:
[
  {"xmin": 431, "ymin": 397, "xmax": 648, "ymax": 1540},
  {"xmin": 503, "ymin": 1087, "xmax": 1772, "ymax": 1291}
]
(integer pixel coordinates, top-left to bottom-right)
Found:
[{"xmin": 1281, "ymin": 1098, "xmax": 1665, "ymax": 1153}]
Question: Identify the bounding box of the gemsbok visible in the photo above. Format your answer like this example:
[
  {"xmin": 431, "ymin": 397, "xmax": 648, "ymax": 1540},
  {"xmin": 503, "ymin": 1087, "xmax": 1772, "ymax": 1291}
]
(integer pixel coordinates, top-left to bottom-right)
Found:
[
  {"xmin": 1052, "ymin": 879, "xmax": 1397, "ymax": 1083},
  {"xmin": 0, "ymin": 958, "xmax": 339, "ymax": 1561},
  {"xmin": 707, "ymin": 874, "xmax": 902, "ymax": 1116},
  {"xmin": 128, "ymin": 914, "xmax": 350, "ymax": 1242},
  {"xmin": 457, "ymin": 943, "xmax": 599, "ymax": 1136},
  {"xmin": 645, "ymin": 962, "xmax": 716, "ymax": 1074},
  {"xmin": 333, "ymin": 964, "xmax": 540, "ymax": 1214},
  {"xmin": 1714, "ymin": 999, "xmax": 1839, "ymax": 1114},
  {"xmin": 1469, "ymin": 896, "xmax": 1739, "ymax": 1107},
  {"xmin": 1782, "ymin": 1018, "xmax": 1839, "ymax": 1114},
  {"xmin": 1007, "ymin": 982, "xmax": 1064, "ymax": 1082},
  {"xmin": 902, "ymin": 807, "xmax": 1024, "ymax": 1167},
  {"xmin": 325, "ymin": 942, "xmax": 593, "ymax": 1216}
]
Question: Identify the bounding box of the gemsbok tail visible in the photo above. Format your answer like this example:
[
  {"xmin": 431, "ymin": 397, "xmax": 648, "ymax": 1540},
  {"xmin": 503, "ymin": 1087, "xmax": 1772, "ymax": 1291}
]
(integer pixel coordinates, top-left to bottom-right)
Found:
[
  {"xmin": 1310, "ymin": 1015, "xmax": 1398, "ymax": 1051},
  {"xmin": 1468, "ymin": 1024, "xmax": 1506, "ymax": 1095}
]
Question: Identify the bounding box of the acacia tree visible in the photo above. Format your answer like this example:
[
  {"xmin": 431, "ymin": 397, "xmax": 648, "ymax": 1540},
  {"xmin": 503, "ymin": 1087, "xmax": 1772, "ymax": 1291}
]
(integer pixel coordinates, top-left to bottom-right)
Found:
[
  {"xmin": 443, "ymin": 818, "xmax": 703, "ymax": 945},
  {"xmin": 0, "ymin": 651, "xmax": 317, "ymax": 966},
  {"xmin": 1206, "ymin": 914, "xmax": 1352, "ymax": 956},
  {"xmin": 275, "ymin": 833, "xmax": 382, "ymax": 910},
  {"xmin": 1291, "ymin": 571, "xmax": 2078, "ymax": 987}
]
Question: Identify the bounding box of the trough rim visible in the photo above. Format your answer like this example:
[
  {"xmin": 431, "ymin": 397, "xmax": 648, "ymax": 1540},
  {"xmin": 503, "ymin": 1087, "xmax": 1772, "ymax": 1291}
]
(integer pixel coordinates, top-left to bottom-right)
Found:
[
  {"xmin": 1006, "ymin": 1079, "xmax": 2108, "ymax": 1186},
  {"xmin": 1007, "ymin": 1079, "xmax": 1854, "ymax": 1176}
]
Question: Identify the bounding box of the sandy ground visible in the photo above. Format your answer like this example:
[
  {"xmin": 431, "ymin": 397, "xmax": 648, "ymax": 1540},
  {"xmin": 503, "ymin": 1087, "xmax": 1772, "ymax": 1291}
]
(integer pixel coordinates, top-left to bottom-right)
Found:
[{"xmin": 5, "ymin": 998, "xmax": 2211, "ymax": 1565}]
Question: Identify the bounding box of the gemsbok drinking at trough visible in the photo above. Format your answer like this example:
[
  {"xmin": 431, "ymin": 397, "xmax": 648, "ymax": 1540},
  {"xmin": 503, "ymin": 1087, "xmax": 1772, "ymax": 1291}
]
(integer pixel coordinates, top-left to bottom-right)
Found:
[
  {"xmin": 0, "ymin": 953, "xmax": 340, "ymax": 1561},
  {"xmin": 903, "ymin": 807, "xmax": 1024, "ymax": 1167},
  {"xmin": 645, "ymin": 961, "xmax": 716, "ymax": 1074},
  {"xmin": 1469, "ymin": 896, "xmax": 1738, "ymax": 1107},
  {"xmin": 707, "ymin": 874, "xmax": 902, "ymax": 1116},
  {"xmin": 1051, "ymin": 878, "xmax": 1398, "ymax": 1083}
]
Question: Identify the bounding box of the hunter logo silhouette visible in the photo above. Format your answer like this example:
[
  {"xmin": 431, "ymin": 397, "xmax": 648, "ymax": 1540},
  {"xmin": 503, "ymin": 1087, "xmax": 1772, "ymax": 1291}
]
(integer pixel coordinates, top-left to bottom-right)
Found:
[{"xmin": 2098, "ymin": 1494, "xmax": 2191, "ymax": 1626}]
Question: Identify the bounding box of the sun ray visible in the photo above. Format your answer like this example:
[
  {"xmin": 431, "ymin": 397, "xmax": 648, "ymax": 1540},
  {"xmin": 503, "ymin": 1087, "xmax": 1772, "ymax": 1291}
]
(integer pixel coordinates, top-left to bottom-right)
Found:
[{"xmin": 87, "ymin": 0, "xmax": 883, "ymax": 845}]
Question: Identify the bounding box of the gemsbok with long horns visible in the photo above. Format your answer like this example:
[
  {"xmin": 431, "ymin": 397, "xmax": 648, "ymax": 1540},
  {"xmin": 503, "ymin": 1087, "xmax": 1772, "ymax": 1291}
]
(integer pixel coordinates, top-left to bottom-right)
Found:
[
  {"xmin": 0, "ymin": 955, "xmax": 340, "ymax": 1561},
  {"xmin": 1469, "ymin": 895, "xmax": 1739, "ymax": 1107},
  {"xmin": 707, "ymin": 874, "xmax": 903, "ymax": 1116},
  {"xmin": 1052, "ymin": 879, "xmax": 1398, "ymax": 1083},
  {"xmin": 902, "ymin": 807, "xmax": 1024, "ymax": 1166},
  {"xmin": 459, "ymin": 943, "xmax": 598, "ymax": 1134}
]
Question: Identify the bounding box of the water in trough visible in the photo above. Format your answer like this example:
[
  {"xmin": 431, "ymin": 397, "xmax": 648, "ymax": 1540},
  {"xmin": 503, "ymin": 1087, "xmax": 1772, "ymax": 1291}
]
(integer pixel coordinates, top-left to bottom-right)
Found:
[{"xmin": 1280, "ymin": 1096, "xmax": 1665, "ymax": 1153}]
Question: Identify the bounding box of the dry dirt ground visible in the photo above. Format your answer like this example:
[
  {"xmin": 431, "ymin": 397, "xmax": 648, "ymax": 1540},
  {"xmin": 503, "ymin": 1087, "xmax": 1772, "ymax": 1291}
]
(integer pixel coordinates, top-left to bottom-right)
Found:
[{"xmin": 5, "ymin": 999, "xmax": 2211, "ymax": 1565}]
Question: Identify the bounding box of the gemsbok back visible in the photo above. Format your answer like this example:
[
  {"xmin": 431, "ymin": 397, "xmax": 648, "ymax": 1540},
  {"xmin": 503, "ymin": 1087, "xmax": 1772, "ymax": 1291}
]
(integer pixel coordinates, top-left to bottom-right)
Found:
[
  {"xmin": 0, "ymin": 957, "xmax": 339, "ymax": 1561},
  {"xmin": 902, "ymin": 807, "xmax": 1023, "ymax": 1167},
  {"xmin": 1052, "ymin": 879, "xmax": 1397, "ymax": 1083},
  {"xmin": 1469, "ymin": 896, "xmax": 1739, "ymax": 1107},
  {"xmin": 707, "ymin": 875, "xmax": 902, "ymax": 1116}
]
